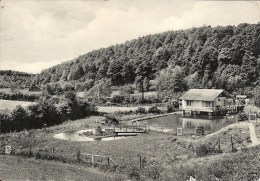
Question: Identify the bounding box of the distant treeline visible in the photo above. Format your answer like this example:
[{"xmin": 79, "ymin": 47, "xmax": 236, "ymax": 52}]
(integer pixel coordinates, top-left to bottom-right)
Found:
[
  {"xmin": 34, "ymin": 23, "xmax": 260, "ymax": 95},
  {"xmin": 0, "ymin": 92, "xmax": 97, "ymax": 133},
  {"xmin": 0, "ymin": 92, "xmax": 40, "ymax": 102},
  {"xmin": 0, "ymin": 70, "xmax": 34, "ymax": 89}
]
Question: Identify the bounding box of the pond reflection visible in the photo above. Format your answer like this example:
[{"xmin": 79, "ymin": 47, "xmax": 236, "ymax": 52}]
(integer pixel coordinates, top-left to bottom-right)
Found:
[
  {"xmin": 53, "ymin": 129, "xmax": 136, "ymax": 142},
  {"xmin": 141, "ymin": 114, "xmax": 228, "ymax": 133}
]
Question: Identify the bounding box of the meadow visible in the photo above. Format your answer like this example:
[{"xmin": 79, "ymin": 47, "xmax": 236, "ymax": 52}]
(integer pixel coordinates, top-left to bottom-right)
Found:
[
  {"xmin": 1, "ymin": 115, "xmax": 258, "ymax": 180},
  {"xmin": 0, "ymin": 155, "xmax": 126, "ymax": 181},
  {"xmin": 97, "ymin": 106, "xmax": 150, "ymax": 113},
  {"xmin": 0, "ymin": 100, "xmax": 34, "ymax": 111}
]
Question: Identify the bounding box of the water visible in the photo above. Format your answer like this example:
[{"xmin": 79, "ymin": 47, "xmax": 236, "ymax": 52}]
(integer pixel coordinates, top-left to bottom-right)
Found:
[
  {"xmin": 53, "ymin": 114, "xmax": 229, "ymax": 141},
  {"xmin": 141, "ymin": 114, "xmax": 226, "ymax": 133},
  {"xmin": 53, "ymin": 129, "xmax": 136, "ymax": 142}
]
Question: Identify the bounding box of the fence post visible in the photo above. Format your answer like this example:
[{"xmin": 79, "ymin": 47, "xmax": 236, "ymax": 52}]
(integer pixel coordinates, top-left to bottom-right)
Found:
[
  {"xmin": 140, "ymin": 155, "xmax": 142, "ymax": 168},
  {"xmin": 77, "ymin": 149, "xmax": 80, "ymax": 162},
  {"xmin": 231, "ymin": 136, "xmax": 234, "ymax": 152},
  {"xmin": 218, "ymin": 139, "xmax": 220, "ymax": 151},
  {"xmin": 52, "ymin": 147, "xmax": 54, "ymax": 158},
  {"xmin": 91, "ymin": 155, "xmax": 94, "ymax": 164},
  {"xmin": 29, "ymin": 146, "xmax": 32, "ymax": 156}
]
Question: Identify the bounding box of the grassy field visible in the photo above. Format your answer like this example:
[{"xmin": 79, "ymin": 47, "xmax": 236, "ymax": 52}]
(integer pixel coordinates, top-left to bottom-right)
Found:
[
  {"xmin": 0, "ymin": 100, "xmax": 34, "ymax": 111},
  {"xmin": 0, "ymin": 116, "xmax": 258, "ymax": 180},
  {"xmin": 192, "ymin": 122, "xmax": 251, "ymax": 152},
  {"xmin": 0, "ymin": 155, "xmax": 126, "ymax": 181},
  {"xmin": 0, "ymin": 88, "xmax": 40, "ymax": 95},
  {"xmin": 97, "ymin": 106, "xmax": 150, "ymax": 113}
]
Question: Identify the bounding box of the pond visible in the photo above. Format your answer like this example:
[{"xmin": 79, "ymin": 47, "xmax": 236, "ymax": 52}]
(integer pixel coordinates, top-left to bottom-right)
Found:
[
  {"xmin": 53, "ymin": 129, "xmax": 136, "ymax": 142},
  {"xmin": 140, "ymin": 114, "xmax": 231, "ymax": 134}
]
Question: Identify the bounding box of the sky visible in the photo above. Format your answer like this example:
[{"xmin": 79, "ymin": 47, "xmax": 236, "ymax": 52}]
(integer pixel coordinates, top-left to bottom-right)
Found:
[{"xmin": 0, "ymin": 0, "xmax": 260, "ymax": 74}]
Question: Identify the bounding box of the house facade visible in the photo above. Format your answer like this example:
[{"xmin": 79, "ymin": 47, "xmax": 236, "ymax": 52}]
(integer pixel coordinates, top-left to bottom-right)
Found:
[{"xmin": 179, "ymin": 89, "xmax": 236, "ymax": 115}]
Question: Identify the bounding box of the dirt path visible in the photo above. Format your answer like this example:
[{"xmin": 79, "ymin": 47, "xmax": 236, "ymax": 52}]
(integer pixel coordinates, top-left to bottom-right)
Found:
[{"xmin": 248, "ymin": 122, "xmax": 260, "ymax": 147}]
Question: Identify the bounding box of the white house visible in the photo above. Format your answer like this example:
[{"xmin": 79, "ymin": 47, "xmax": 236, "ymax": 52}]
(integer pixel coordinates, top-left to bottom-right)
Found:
[{"xmin": 179, "ymin": 89, "xmax": 235, "ymax": 115}]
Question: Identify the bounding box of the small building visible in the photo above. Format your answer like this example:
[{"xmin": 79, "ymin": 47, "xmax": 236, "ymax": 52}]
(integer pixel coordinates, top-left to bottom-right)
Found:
[
  {"xmin": 236, "ymin": 95, "xmax": 249, "ymax": 105},
  {"xmin": 179, "ymin": 89, "xmax": 241, "ymax": 116}
]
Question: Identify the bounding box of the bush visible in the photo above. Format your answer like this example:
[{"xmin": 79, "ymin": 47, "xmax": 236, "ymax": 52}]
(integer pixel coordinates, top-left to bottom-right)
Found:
[
  {"xmin": 166, "ymin": 104, "xmax": 175, "ymax": 113},
  {"xmin": 103, "ymin": 115, "xmax": 120, "ymax": 125},
  {"xmin": 195, "ymin": 144, "xmax": 215, "ymax": 156},
  {"xmin": 128, "ymin": 167, "xmax": 141, "ymax": 181},
  {"xmin": 111, "ymin": 95, "xmax": 125, "ymax": 104},
  {"xmin": 135, "ymin": 107, "xmax": 147, "ymax": 114},
  {"xmin": 148, "ymin": 106, "xmax": 161, "ymax": 114},
  {"xmin": 237, "ymin": 113, "xmax": 248, "ymax": 121}
]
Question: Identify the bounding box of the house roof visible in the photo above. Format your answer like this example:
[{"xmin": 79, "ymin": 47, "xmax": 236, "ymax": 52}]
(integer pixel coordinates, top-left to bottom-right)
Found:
[
  {"xmin": 236, "ymin": 95, "xmax": 247, "ymax": 99},
  {"xmin": 179, "ymin": 89, "xmax": 232, "ymax": 101}
]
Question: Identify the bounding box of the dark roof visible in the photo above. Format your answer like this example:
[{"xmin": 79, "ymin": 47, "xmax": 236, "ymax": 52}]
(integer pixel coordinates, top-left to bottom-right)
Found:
[{"xmin": 179, "ymin": 89, "xmax": 232, "ymax": 101}]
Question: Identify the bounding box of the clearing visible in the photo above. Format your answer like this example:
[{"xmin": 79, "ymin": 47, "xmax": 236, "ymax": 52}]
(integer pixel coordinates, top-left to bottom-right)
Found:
[{"xmin": 0, "ymin": 100, "xmax": 34, "ymax": 111}]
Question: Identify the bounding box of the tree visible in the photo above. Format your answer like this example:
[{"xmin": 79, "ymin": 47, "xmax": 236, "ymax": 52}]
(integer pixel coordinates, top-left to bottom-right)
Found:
[{"xmin": 11, "ymin": 105, "xmax": 28, "ymax": 131}]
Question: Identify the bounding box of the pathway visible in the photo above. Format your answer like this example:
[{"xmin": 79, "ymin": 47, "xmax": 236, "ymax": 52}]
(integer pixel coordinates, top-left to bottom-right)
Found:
[{"xmin": 248, "ymin": 122, "xmax": 260, "ymax": 147}]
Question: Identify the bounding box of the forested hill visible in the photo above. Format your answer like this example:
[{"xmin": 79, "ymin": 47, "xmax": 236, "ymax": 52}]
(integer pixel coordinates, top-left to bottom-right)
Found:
[
  {"xmin": 36, "ymin": 23, "xmax": 260, "ymax": 93},
  {"xmin": 0, "ymin": 70, "xmax": 34, "ymax": 88}
]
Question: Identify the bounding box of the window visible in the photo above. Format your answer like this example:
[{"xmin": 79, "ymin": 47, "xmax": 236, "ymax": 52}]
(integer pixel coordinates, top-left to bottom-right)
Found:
[
  {"xmin": 186, "ymin": 100, "xmax": 192, "ymax": 106},
  {"xmin": 203, "ymin": 101, "xmax": 212, "ymax": 107},
  {"xmin": 206, "ymin": 101, "xmax": 211, "ymax": 107}
]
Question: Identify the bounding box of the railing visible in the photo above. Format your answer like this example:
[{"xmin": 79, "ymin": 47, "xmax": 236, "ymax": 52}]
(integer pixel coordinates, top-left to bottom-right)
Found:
[{"xmin": 183, "ymin": 105, "xmax": 244, "ymax": 112}]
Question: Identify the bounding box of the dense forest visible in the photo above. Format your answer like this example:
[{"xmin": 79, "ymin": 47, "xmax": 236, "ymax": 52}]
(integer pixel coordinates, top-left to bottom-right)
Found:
[
  {"xmin": 1, "ymin": 24, "xmax": 260, "ymax": 97},
  {"xmin": 0, "ymin": 70, "xmax": 34, "ymax": 89},
  {"xmin": 34, "ymin": 23, "xmax": 260, "ymax": 95}
]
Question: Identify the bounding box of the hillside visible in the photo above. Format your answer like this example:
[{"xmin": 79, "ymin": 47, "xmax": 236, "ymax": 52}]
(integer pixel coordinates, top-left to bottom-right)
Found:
[{"xmin": 2, "ymin": 23, "xmax": 260, "ymax": 96}]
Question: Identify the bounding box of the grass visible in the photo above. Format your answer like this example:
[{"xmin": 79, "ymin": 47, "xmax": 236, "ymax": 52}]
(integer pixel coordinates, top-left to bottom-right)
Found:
[
  {"xmin": 161, "ymin": 145, "xmax": 260, "ymax": 181},
  {"xmin": 0, "ymin": 116, "xmax": 194, "ymax": 168},
  {"xmin": 0, "ymin": 116, "xmax": 258, "ymax": 180},
  {"xmin": 253, "ymin": 122, "xmax": 260, "ymax": 139},
  {"xmin": 0, "ymin": 100, "xmax": 34, "ymax": 111},
  {"xmin": 0, "ymin": 88, "xmax": 40, "ymax": 95},
  {"xmin": 97, "ymin": 106, "xmax": 150, "ymax": 113},
  {"xmin": 0, "ymin": 155, "xmax": 126, "ymax": 181}
]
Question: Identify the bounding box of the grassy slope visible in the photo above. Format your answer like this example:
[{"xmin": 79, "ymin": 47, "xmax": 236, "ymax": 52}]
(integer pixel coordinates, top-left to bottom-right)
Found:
[
  {"xmin": 0, "ymin": 155, "xmax": 126, "ymax": 181},
  {"xmin": 162, "ymin": 146, "xmax": 260, "ymax": 181},
  {"xmin": 0, "ymin": 116, "xmax": 259, "ymax": 180},
  {"xmin": 0, "ymin": 116, "xmax": 194, "ymax": 167}
]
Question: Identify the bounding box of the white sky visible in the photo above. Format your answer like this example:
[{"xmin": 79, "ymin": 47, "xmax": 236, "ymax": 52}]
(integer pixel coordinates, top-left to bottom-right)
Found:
[{"xmin": 0, "ymin": 0, "xmax": 260, "ymax": 73}]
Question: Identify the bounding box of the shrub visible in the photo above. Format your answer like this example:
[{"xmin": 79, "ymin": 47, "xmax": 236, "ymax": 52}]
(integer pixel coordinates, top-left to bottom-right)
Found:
[
  {"xmin": 195, "ymin": 144, "xmax": 215, "ymax": 156},
  {"xmin": 166, "ymin": 104, "xmax": 175, "ymax": 113},
  {"xmin": 103, "ymin": 115, "xmax": 120, "ymax": 125},
  {"xmin": 237, "ymin": 113, "xmax": 248, "ymax": 121},
  {"xmin": 148, "ymin": 106, "xmax": 161, "ymax": 114},
  {"xmin": 135, "ymin": 107, "xmax": 146, "ymax": 114},
  {"xmin": 111, "ymin": 95, "xmax": 125, "ymax": 104},
  {"xmin": 128, "ymin": 167, "xmax": 141, "ymax": 181},
  {"xmin": 195, "ymin": 126, "xmax": 205, "ymax": 136}
]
